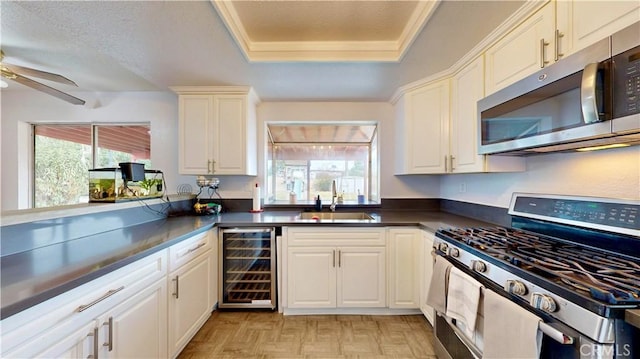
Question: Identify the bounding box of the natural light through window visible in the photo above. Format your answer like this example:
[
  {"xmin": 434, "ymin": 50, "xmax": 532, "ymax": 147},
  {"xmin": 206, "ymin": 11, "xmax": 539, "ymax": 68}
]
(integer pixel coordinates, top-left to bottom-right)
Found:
[
  {"xmin": 266, "ymin": 123, "xmax": 379, "ymax": 204},
  {"xmin": 33, "ymin": 124, "xmax": 150, "ymax": 208}
]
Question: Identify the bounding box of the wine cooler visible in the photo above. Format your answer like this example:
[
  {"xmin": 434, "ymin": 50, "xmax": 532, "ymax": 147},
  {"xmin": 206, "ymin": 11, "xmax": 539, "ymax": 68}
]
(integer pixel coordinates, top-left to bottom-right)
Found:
[{"xmin": 219, "ymin": 227, "xmax": 276, "ymax": 309}]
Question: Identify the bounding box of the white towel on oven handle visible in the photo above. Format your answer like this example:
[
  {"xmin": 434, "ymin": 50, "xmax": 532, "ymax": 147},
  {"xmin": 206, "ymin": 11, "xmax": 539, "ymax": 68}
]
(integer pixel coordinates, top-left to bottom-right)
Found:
[
  {"xmin": 483, "ymin": 288, "xmax": 543, "ymax": 359},
  {"xmin": 445, "ymin": 266, "xmax": 483, "ymax": 340},
  {"xmin": 426, "ymin": 255, "xmax": 452, "ymax": 315}
]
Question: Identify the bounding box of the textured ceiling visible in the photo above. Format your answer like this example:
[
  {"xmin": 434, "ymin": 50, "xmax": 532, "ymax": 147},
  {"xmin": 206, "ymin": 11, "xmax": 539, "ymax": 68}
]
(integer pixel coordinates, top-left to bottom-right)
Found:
[{"xmin": 0, "ymin": 0, "xmax": 524, "ymax": 102}]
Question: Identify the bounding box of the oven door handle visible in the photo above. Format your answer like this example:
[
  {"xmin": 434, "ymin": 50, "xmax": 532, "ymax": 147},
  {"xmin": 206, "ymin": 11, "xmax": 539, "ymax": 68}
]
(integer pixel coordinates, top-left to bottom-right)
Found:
[{"xmin": 539, "ymin": 322, "xmax": 574, "ymax": 344}]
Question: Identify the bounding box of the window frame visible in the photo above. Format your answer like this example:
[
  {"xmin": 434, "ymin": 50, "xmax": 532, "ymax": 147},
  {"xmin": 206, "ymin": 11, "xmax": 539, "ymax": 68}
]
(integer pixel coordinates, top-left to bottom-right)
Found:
[{"xmin": 31, "ymin": 122, "xmax": 150, "ymax": 208}]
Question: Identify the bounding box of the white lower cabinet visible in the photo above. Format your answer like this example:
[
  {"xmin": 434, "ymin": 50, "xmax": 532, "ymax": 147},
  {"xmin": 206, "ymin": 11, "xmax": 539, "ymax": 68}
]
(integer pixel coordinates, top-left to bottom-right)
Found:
[
  {"xmin": 99, "ymin": 279, "xmax": 168, "ymax": 358},
  {"xmin": 420, "ymin": 230, "xmax": 436, "ymax": 325},
  {"xmin": 287, "ymin": 246, "xmax": 386, "ymax": 308},
  {"xmin": 1, "ymin": 230, "xmax": 218, "ymax": 359},
  {"xmin": 2, "ymin": 250, "xmax": 168, "ymax": 358},
  {"xmin": 388, "ymin": 228, "xmax": 421, "ymax": 309},
  {"xmin": 284, "ymin": 227, "xmax": 386, "ymax": 310},
  {"xmin": 167, "ymin": 231, "xmax": 214, "ymax": 358}
]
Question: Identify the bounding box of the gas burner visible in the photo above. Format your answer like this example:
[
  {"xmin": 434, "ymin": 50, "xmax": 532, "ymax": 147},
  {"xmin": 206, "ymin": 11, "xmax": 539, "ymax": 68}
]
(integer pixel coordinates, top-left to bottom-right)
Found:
[{"xmin": 437, "ymin": 226, "xmax": 640, "ymax": 305}]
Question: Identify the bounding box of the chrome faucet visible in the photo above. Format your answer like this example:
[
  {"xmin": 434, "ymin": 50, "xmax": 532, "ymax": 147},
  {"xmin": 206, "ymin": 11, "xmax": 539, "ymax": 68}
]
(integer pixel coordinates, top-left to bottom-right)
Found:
[{"xmin": 330, "ymin": 180, "xmax": 337, "ymax": 212}]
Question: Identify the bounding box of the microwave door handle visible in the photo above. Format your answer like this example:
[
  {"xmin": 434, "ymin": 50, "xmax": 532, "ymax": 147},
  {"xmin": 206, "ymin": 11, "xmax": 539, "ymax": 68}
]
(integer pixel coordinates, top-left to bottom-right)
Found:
[{"xmin": 580, "ymin": 63, "xmax": 600, "ymax": 124}]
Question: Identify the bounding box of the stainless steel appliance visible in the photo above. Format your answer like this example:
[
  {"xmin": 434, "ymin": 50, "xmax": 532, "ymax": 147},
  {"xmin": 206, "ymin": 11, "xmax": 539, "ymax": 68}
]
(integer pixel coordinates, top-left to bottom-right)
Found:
[
  {"xmin": 478, "ymin": 22, "xmax": 640, "ymax": 155},
  {"xmin": 219, "ymin": 228, "xmax": 276, "ymax": 309},
  {"xmin": 433, "ymin": 193, "xmax": 639, "ymax": 359}
]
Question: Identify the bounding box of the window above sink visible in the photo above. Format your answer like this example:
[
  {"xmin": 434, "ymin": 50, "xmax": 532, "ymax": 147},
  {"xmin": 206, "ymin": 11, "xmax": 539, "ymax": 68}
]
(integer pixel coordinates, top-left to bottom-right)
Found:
[{"xmin": 266, "ymin": 123, "xmax": 379, "ymax": 206}]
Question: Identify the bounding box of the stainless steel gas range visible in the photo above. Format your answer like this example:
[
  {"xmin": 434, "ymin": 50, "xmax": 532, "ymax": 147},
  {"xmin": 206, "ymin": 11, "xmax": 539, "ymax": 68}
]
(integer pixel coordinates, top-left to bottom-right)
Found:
[{"xmin": 432, "ymin": 193, "xmax": 639, "ymax": 359}]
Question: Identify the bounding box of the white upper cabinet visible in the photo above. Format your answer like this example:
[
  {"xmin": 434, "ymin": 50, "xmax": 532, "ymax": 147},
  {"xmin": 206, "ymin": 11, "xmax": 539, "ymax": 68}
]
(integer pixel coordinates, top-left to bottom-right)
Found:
[
  {"xmin": 395, "ymin": 79, "xmax": 450, "ymax": 174},
  {"xmin": 450, "ymin": 57, "xmax": 525, "ymax": 173},
  {"xmin": 484, "ymin": 1, "xmax": 555, "ymax": 95},
  {"xmin": 485, "ymin": 0, "xmax": 640, "ymax": 96},
  {"xmin": 556, "ymin": 0, "xmax": 640, "ymax": 58},
  {"xmin": 173, "ymin": 86, "xmax": 259, "ymax": 176},
  {"xmin": 394, "ymin": 60, "xmax": 524, "ymax": 175}
]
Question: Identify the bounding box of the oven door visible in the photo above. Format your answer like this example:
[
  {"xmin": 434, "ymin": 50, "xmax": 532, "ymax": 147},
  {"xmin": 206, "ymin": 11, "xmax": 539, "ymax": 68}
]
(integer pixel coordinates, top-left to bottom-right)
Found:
[{"xmin": 432, "ymin": 259, "xmax": 587, "ymax": 359}]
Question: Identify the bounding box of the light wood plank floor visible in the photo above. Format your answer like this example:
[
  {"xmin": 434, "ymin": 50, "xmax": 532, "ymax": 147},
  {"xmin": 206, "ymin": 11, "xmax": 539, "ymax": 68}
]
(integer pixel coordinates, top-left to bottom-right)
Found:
[{"xmin": 178, "ymin": 311, "xmax": 437, "ymax": 359}]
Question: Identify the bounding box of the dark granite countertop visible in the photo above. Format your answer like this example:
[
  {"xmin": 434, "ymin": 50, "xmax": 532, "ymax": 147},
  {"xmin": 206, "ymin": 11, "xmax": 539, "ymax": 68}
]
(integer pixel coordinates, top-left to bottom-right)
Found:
[{"xmin": 0, "ymin": 209, "xmax": 489, "ymax": 320}]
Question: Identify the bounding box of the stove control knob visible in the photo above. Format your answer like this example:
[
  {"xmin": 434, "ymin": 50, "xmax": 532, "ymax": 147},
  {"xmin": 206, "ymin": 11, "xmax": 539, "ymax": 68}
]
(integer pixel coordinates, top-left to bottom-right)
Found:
[
  {"xmin": 530, "ymin": 293, "xmax": 557, "ymax": 313},
  {"xmin": 438, "ymin": 243, "xmax": 448, "ymax": 253},
  {"xmin": 505, "ymin": 280, "xmax": 528, "ymax": 296},
  {"xmin": 448, "ymin": 247, "xmax": 460, "ymax": 258},
  {"xmin": 470, "ymin": 260, "xmax": 487, "ymax": 273}
]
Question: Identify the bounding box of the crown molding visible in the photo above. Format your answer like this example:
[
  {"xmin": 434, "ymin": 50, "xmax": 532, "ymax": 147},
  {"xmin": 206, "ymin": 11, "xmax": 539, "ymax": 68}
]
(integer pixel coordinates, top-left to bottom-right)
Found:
[
  {"xmin": 211, "ymin": 0, "xmax": 441, "ymax": 62},
  {"xmin": 390, "ymin": 0, "xmax": 547, "ymax": 103}
]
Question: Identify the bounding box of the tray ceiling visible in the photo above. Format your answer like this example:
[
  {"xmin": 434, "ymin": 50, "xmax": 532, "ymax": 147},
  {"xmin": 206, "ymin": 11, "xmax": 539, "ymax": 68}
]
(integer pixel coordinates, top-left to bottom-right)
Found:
[{"xmin": 211, "ymin": 0, "xmax": 440, "ymax": 62}]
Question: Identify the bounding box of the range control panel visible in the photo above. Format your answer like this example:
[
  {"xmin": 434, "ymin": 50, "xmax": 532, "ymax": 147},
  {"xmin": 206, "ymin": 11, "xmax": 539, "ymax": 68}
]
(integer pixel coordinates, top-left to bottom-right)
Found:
[{"xmin": 510, "ymin": 194, "xmax": 639, "ymax": 235}]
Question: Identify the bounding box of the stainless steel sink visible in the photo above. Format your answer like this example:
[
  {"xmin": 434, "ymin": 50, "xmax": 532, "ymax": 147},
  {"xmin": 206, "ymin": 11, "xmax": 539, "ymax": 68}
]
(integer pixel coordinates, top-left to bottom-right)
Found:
[{"xmin": 298, "ymin": 212, "xmax": 374, "ymax": 220}]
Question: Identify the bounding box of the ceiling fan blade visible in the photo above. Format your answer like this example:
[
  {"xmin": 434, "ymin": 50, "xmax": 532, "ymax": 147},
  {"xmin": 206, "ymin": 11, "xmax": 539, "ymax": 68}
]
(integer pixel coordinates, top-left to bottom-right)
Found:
[
  {"xmin": 7, "ymin": 73, "xmax": 85, "ymax": 105},
  {"xmin": 3, "ymin": 63, "xmax": 79, "ymax": 86}
]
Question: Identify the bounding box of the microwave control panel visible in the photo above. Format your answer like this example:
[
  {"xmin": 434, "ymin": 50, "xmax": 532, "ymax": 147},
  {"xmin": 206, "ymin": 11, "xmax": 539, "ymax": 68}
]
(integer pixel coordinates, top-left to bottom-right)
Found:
[{"xmin": 614, "ymin": 46, "xmax": 640, "ymax": 117}]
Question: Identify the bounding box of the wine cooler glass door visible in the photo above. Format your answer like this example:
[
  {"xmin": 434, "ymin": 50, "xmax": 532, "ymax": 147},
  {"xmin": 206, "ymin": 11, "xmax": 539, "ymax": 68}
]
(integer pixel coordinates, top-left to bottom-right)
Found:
[{"xmin": 219, "ymin": 228, "xmax": 275, "ymax": 309}]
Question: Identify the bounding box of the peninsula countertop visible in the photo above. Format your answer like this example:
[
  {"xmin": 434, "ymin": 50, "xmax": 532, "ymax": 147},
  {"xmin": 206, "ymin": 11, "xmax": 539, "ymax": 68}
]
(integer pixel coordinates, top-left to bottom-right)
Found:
[{"xmin": 1, "ymin": 209, "xmax": 490, "ymax": 319}]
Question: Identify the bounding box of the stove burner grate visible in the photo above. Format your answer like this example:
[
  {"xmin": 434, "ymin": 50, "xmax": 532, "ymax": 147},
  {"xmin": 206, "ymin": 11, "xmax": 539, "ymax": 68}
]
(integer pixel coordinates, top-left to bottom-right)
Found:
[{"xmin": 437, "ymin": 227, "xmax": 640, "ymax": 305}]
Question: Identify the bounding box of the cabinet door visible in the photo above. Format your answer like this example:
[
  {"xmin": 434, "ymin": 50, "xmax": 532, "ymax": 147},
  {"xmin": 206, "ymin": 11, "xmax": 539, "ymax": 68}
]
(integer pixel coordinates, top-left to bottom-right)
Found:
[
  {"xmin": 420, "ymin": 231, "xmax": 435, "ymax": 325},
  {"xmin": 485, "ymin": 2, "xmax": 555, "ymax": 95},
  {"xmin": 105, "ymin": 278, "xmax": 168, "ymax": 359},
  {"xmin": 8, "ymin": 320, "xmax": 97, "ymax": 359},
  {"xmin": 178, "ymin": 95, "xmax": 214, "ymax": 175},
  {"xmin": 168, "ymin": 252, "xmax": 212, "ymax": 357},
  {"xmin": 337, "ymin": 247, "xmax": 386, "ymax": 308},
  {"xmin": 451, "ymin": 56, "xmax": 485, "ymax": 173},
  {"xmin": 388, "ymin": 228, "xmax": 420, "ymax": 309},
  {"xmin": 287, "ymin": 247, "xmax": 336, "ymax": 308},
  {"xmin": 212, "ymin": 95, "xmax": 249, "ymax": 175},
  {"xmin": 397, "ymin": 80, "xmax": 450, "ymax": 174},
  {"xmin": 556, "ymin": 1, "xmax": 640, "ymax": 59}
]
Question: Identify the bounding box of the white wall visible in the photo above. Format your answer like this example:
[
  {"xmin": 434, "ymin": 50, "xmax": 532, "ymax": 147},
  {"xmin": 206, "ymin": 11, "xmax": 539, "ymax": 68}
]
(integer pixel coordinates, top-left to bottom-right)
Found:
[
  {"xmin": 439, "ymin": 146, "xmax": 640, "ymax": 208},
  {"xmin": 0, "ymin": 91, "xmax": 196, "ymax": 210}
]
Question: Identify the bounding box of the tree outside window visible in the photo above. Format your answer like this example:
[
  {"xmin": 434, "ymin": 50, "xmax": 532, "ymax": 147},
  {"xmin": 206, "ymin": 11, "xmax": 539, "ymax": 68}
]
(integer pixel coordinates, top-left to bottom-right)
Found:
[{"xmin": 33, "ymin": 124, "xmax": 150, "ymax": 208}]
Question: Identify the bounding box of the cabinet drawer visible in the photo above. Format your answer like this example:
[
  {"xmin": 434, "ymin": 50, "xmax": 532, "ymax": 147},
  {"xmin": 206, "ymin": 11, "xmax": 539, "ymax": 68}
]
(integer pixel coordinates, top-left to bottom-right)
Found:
[
  {"xmin": 1, "ymin": 249, "xmax": 167, "ymax": 355},
  {"xmin": 286, "ymin": 227, "xmax": 385, "ymax": 246},
  {"xmin": 169, "ymin": 231, "xmax": 212, "ymax": 272}
]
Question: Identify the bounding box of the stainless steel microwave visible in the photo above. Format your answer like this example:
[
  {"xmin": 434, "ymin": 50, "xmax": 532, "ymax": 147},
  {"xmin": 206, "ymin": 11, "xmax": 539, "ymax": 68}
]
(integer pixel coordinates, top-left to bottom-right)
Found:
[{"xmin": 478, "ymin": 22, "xmax": 640, "ymax": 155}]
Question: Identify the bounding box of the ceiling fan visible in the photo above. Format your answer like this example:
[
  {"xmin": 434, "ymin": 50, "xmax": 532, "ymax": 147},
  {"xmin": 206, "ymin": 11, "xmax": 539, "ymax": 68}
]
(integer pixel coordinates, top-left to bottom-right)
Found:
[{"xmin": 1, "ymin": 50, "xmax": 85, "ymax": 105}]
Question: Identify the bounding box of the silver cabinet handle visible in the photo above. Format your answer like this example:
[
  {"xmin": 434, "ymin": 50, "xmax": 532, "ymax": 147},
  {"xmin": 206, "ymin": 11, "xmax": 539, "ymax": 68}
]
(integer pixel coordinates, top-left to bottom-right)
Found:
[
  {"xmin": 188, "ymin": 242, "xmax": 206, "ymax": 253},
  {"xmin": 211, "ymin": 159, "xmax": 216, "ymax": 174},
  {"xmin": 581, "ymin": 63, "xmax": 601, "ymax": 124},
  {"xmin": 87, "ymin": 327, "xmax": 99, "ymax": 359},
  {"xmin": 540, "ymin": 38, "xmax": 550, "ymax": 68},
  {"xmin": 102, "ymin": 317, "xmax": 113, "ymax": 351},
  {"xmin": 77, "ymin": 286, "xmax": 125, "ymax": 312},
  {"xmin": 207, "ymin": 160, "xmax": 212, "ymax": 174},
  {"xmin": 444, "ymin": 155, "xmax": 448, "ymax": 172},
  {"xmin": 450, "ymin": 155, "xmax": 455, "ymax": 171},
  {"xmin": 332, "ymin": 250, "xmax": 336, "ymax": 268},
  {"xmin": 338, "ymin": 250, "xmax": 341, "ymax": 267},
  {"xmin": 172, "ymin": 276, "xmax": 180, "ymax": 299},
  {"xmin": 554, "ymin": 29, "xmax": 564, "ymax": 61}
]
